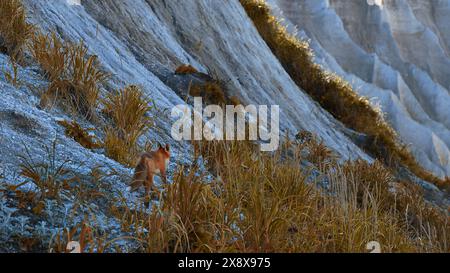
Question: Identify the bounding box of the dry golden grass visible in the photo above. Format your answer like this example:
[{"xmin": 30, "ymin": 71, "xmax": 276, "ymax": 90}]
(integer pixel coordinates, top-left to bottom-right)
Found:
[
  {"xmin": 103, "ymin": 85, "xmax": 152, "ymax": 166},
  {"xmin": 29, "ymin": 33, "xmax": 66, "ymax": 81},
  {"xmin": 304, "ymin": 137, "xmax": 336, "ymax": 166},
  {"xmin": 0, "ymin": 0, "xmax": 34, "ymax": 61},
  {"xmin": 239, "ymin": 0, "xmax": 448, "ymax": 190},
  {"xmin": 175, "ymin": 64, "xmax": 198, "ymax": 75},
  {"xmin": 110, "ymin": 138, "xmax": 448, "ymax": 253},
  {"xmin": 58, "ymin": 120, "xmax": 102, "ymax": 150},
  {"xmin": 29, "ymin": 32, "xmax": 109, "ymax": 119}
]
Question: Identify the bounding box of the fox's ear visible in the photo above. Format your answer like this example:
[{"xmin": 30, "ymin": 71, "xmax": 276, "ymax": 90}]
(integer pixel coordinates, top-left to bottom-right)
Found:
[{"xmin": 165, "ymin": 144, "xmax": 170, "ymax": 152}]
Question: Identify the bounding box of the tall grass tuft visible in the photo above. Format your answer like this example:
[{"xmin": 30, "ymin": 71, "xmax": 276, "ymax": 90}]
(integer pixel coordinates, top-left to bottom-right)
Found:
[
  {"xmin": 103, "ymin": 85, "xmax": 152, "ymax": 166},
  {"xmin": 58, "ymin": 119, "xmax": 102, "ymax": 150},
  {"xmin": 18, "ymin": 139, "xmax": 73, "ymax": 201},
  {"xmin": 239, "ymin": 0, "xmax": 448, "ymax": 190},
  {"xmin": 29, "ymin": 32, "xmax": 109, "ymax": 119},
  {"xmin": 0, "ymin": 0, "xmax": 34, "ymax": 61}
]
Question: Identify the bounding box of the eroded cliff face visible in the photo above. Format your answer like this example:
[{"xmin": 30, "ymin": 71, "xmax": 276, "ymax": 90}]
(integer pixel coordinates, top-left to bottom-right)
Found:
[{"xmin": 269, "ymin": 0, "xmax": 450, "ymax": 178}]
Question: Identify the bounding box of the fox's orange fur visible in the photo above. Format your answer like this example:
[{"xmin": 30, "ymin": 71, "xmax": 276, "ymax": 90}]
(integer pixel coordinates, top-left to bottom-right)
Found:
[{"xmin": 129, "ymin": 144, "xmax": 171, "ymax": 203}]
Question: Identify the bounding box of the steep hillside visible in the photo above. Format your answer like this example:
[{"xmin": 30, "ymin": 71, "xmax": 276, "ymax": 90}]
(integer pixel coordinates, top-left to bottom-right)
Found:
[{"xmin": 0, "ymin": 0, "xmax": 448, "ymax": 253}]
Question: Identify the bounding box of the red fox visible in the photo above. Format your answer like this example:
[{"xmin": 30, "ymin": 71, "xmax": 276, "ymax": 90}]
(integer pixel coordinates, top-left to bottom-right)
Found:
[{"xmin": 129, "ymin": 144, "xmax": 171, "ymax": 204}]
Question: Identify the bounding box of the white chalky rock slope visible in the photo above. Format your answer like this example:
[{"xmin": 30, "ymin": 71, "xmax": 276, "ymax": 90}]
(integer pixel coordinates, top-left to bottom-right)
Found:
[
  {"xmin": 269, "ymin": 0, "xmax": 450, "ymax": 178},
  {"xmin": 5, "ymin": 0, "xmax": 374, "ymax": 170}
]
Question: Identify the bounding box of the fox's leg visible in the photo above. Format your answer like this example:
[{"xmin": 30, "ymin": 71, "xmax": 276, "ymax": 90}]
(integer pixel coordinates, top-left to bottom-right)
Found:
[
  {"xmin": 160, "ymin": 168, "xmax": 167, "ymax": 184},
  {"xmin": 144, "ymin": 171, "xmax": 154, "ymax": 208},
  {"xmin": 129, "ymin": 166, "xmax": 146, "ymax": 192}
]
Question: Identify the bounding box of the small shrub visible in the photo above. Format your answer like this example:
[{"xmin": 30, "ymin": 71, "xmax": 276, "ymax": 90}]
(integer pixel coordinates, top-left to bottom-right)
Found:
[
  {"xmin": 189, "ymin": 81, "xmax": 227, "ymax": 105},
  {"xmin": 175, "ymin": 64, "xmax": 198, "ymax": 75},
  {"xmin": 58, "ymin": 120, "xmax": 102, "ymax": 149},
  {"xmin": 0, "ymin": 0, "xmax": 34, "ymax": 61},
  {"xmin": 229, "ymin": 96, "xmax": 242, "ymax": 106},
  {"xmin": 305, "ymin": 136, "xmax": 336, "ymax": 166},
  {"xmin": 29, "ymin": 32, "xmax": 109, "ymax": 119},
  {"xmin": 103, "ymin": 128, "xmax": 136, "ymax": 167},
  {"xmin": 103, "ymin": 85, "xmax": 152, "ymax": 166}
]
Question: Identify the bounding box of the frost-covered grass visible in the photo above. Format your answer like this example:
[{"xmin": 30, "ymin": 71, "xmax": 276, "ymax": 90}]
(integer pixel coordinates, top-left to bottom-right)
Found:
[{"xmin": 0, "ymin": 138, "xmax": 134, "ymax": 252}]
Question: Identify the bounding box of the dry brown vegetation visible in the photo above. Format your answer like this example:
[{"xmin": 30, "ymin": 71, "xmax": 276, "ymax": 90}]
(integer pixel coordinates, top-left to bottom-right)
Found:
[
  {"xmin": 103, "ymin": 85, "xmax": 153, "ymax": 167},
  {"xmin": 29, "ymin": 32, "xmax": 109, "ymax": 119},
  {"xmin": 106, "ymin": 137, "xmax": 449, "ymax": 253},
  {"xmin": 175, "ymin": 64, "xmax": 199, "ymax": 75},
  {"xmin": 1, "ymin": 0, "xmax": 109, "ymax": 121},
  {"xmin": 239, "ymin": 0, "xmax": 448, "ymax": 191},
  {"xmin": 58, "ymin": 120, "xmax": 102, "ymax": 150},
  {"xmin": 0, "ymin": 0, "xmax": 34, "ymax": 61}
]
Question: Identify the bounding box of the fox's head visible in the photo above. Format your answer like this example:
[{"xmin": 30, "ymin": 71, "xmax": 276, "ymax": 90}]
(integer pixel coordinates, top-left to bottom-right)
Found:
[{"xmin": 157, "ymin": 143, "xmax": 171, "ymax": 159}]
